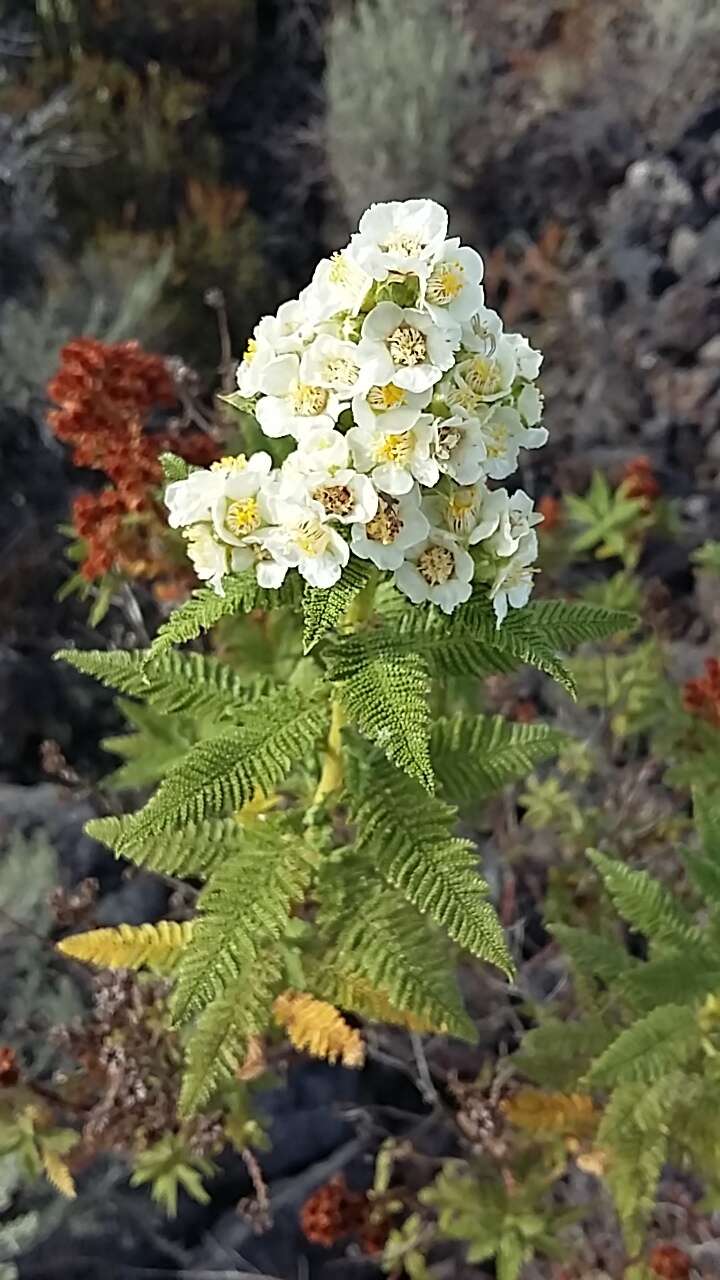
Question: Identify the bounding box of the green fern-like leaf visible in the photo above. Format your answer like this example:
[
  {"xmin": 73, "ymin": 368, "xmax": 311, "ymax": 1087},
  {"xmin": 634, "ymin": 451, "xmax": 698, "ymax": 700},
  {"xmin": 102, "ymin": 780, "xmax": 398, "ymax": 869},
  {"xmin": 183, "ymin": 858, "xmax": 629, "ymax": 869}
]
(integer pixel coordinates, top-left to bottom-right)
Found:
[
  {"xmin": 101, "ymin": 700, "xmax": 200, "ymax": 790},
  {"xmin": 86, "ymin": 813, "xmax": 268, "ymax": 878},
  {"xmin": 587, "ymin": 1003, "xmax": 700, "ymax": 1087},
  {"xmin": 57, "ymin": 647, "xmax": 265, "ymax": 719},
  {"xmin": 513, "ymin": 1016, "xmax": 615, "ymax": 1090},
  {"xmin": 597, "ymin": 1075, "xmax": 679, "ymax": 1251},
  {"xmin": 180, "ymin": 955, "xmax": 282, "ymax": 1115},
  {"xmin": 171, "ymin": 821, "xmax": 315, "ymax": 1024},
  {"xmin": 549, "ymin": 923, "xmax": 637, "ymax": 988},
  {"xmin": 331, "ymin": 642, "xmax": 433, "ymax": 790},
  {"xmin": 588, "ymin": 850, "xmax": 700, "ymax": 950},
  {"xmin": 521, "ymin": 600, "xmax": 636, "ymax": 648},
  {"xmin": 350, "ymin": 761, "xmax": 511, "ymax": 974},
  {"xmin": 317, "ymin": 863, "xmax": 475, "ymax": 1039},
  {"xmin": 616, "ymin": 948, "xmax": 720, "ymax": 1014},
  {"xmin": 122, "ymin": 688, "xmax": 329, "ymax": 835},
  {"xmin": 150, "ymin": 572, "xmax": 302, "ymax": 655},
  {"xmin": 430, "ymin": 713, "xmax": 568, "ymax": 807},
  {"xmin": 302, "ymin": 561, "xmax": 374, "ymax": 652}
]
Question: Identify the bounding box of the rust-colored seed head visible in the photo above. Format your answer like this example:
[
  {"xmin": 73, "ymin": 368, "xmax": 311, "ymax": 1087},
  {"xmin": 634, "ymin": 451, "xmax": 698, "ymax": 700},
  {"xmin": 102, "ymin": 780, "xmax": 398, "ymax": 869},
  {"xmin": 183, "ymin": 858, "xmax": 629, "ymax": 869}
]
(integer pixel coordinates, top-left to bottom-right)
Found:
[
  {"xmin": 648, "ymin": 1243, "xmax": 691, "ymax": 1279},
  {"xmin": 683, "ymin": 657, "xmax": 720, "ymax": 729},
  {"xmin": 300, "ymin": 1174, "xmax": 368, "ymax": 1247},
  {"xmin": 0, "ymin": 1047, "xmax": 20, "ymax": 1087},
  {"xmin": 622, "ymin": 454, "xmax": 661, "ymax": 505}
]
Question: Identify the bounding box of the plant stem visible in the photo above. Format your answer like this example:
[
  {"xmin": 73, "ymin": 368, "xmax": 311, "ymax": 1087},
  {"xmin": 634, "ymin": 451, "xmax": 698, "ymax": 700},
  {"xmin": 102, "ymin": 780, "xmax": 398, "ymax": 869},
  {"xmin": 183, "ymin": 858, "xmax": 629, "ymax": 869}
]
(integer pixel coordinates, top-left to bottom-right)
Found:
[{"xmin": 313, "ymin": 697, "xmax": 346, "ymax": 807}]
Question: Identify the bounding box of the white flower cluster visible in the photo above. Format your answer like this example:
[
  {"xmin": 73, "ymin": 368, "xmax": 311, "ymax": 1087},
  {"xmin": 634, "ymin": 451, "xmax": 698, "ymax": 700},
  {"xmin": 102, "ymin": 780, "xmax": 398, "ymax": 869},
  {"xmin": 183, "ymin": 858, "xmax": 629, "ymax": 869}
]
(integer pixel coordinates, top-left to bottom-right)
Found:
[{"xmin": 166, "ymin": 199, "xmax": 548, "ymax": 624}]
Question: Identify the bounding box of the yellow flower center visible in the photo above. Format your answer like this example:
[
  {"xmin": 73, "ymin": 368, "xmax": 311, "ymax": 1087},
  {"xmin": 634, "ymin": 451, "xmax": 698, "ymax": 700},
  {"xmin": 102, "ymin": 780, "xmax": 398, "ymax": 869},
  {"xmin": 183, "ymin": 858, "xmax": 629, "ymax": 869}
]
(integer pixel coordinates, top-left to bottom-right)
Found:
[
  {"xmin": 211, "ymin": 454, "xmax": 248, "ymax": 471},
  {"xmin": 295, "ymin": 519, "xmax": 331, "ymax": 557},
  {"xmin": 484, "ymin": 424, "xmax": 509, "ymax": 459},
  {"xmin": 289, "ymin": 382, "xmax": 330, "ymax": 416},
  {"xmin": 445, "ymin": 384, "xmax": 480, "ymax": 412},
  {"xmin": 426, "ymin": 263, "xmax": 464, "ymax": 305},
  {"xmin": 417, "ymin": 544, "xmax": 455, "ymax": 586},
  {"xmin": 446, "ymin": 488, "xmax": 478, "ymax": 536},
  {"xmin": 325, "ymin": 356, "xmax": 359, "ymax": 388},
  {"xmin": 312, "ymin": 484, "xmax": 355, "ymax": 517},
  {"xmin": 380, "ymin": 232, "xmax": 424, "ymax": 257},
  {"xmin": 367, "ymin": 383, "xmax": 407, "ymax": 413},
  {"xmin": 375, "ymin": 431, "xmax": 413, "ymax": 466},
  {"xmin": 328, "ymin": 251, "xmax": 355, "ymax": 286},
  {"xmin": 388, "ymin": 324, "xmax": 427, "ymax": 368},
  {"xmin": 226, "ymin": 497, "xmax": 261, "ymax": 535},
  {"xmin": 366, "ymin": 498, "xmax": 402, "ymax": 544},
  {"xmin": 242, "ymin": 338, "xmax": 257, "ymax": 363},
  {"xmin": 464, "ymin": 356, "xmax": 503, "ymax": 397}
]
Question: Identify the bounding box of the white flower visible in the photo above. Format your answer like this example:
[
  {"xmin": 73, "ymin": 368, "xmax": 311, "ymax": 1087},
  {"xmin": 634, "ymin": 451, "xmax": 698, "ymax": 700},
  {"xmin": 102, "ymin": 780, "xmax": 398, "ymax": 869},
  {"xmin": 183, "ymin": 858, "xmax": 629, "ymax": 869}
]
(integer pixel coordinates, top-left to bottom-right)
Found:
[
  {"xmin": 283, "ymin": 428, "xmax": 350, "ymax": 476},
  {"xmin": 347, "ymin": 414, "xmax": 439, "ymax": 496},
  {"xmin": 351, "ymin": 381, "xmax": 431, "ymax": 433},
  {"xmin": 347, "ymin": 198, "xmax": 448, "ymax": 281},
  {"xmin": 211, "ymin": 452, "xmax": 277, "ymax": 547},
  {"xmin": 236, "ymin": 301, "xmax": 310, "ymax": 397},
  {"xmin": 300, "ymin": 333, "xmax": 369, "ymax": 400},
  {"xmin": 228, "ymin": 541, "xmax": 290, "ymax": 590},
  {"xmin": 302, "ymin": 252, "xmax": 371, "ymax": 323},
  {"xmin": 475, "ymin": 406, "xmax": 547, "ymax": 480},
  {"xmin": 287, "ymin": 467, "xmax": 379, "ymax": 526},
  {"xmin": 423, "ymin": 481, "xmax": 509, "ymax": 545},
  {"xmin": 449, "ymin": 334, "xmax": 518, "ymax": 407},
  {"xmin": 165, "ymin": 467, "xmax": 225, "ymax": 529},
  {"xmin": 423, "ymin": 238, "xmax": 484, "ymax": 329},
  {"xmin": 460, "ymin": 306, "xmax": 504, "ymax": 354},
  {"xmin": 489, "ymin": 489, "xmax": 543, "ymax": 557},
  {"xmin": 351, "ymin": 486, "xmax": 429, "ymax": 570},
  {"xmin": 506, "ymin": 332, "xmax": 543, "ymax": 380},
  {"xmin": 259, "ymin": 504, "xmax": 350, "ymax": 588},
  {"xmin": 431, "ymin": 408, "xmax": 488, "ymax": 485},
  {"xmin": 184, "ymin": 524, "xmax": 229, "ymax": 594},
  {"xmin": 489, "ymin": 535, "xmax": 538, "ymax": 626},
  {"xmin": 517, "ymin": 382, "xmax": 543, "ymax": 425},
  {"xmin": 255, "ymin": 354, "xmax": 342, "ymax": 439},
  {"xmin": 357, "ymin": 302, "xmax": 456, "ymax": 393},
  {"xmin": 394, "ymin": 529, "xmax": 474, "ymax": 615}
]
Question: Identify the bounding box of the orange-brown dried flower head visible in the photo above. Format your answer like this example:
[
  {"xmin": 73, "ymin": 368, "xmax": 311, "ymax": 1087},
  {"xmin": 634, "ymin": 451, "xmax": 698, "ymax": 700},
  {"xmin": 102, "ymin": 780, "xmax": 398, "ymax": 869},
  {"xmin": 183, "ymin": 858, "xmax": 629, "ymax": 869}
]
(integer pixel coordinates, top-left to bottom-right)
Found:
[
  {"xmin": 0, "ymin": 1046, "xmax": 20, "ymax": 1087},
  {"xmin": 537, "ymin": 494, "xmax": 563, "ymax": 533},
  {"xmin": 648, "ymin": 1243, "xmax": 691, "ymax": 1279},
  {"xmin": 300, "ymin": 1174, "xmax": 367, "ymax": 1248},
  {"xmin": 622, "ymin": 455, "xmax": 661, "ymax": 505},
  {"xmin": 683, "ymin": 658, "xmax": 720, "ymax": 729}
]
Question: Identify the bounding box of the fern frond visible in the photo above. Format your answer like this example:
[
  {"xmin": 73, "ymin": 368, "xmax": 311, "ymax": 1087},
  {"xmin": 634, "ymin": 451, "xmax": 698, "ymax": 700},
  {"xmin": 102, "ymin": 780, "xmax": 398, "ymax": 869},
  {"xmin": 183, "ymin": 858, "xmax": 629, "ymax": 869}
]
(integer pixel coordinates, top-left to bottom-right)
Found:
[
  {"xmin": 550, "ymin": 923, "xmax": 636, "ymax": 987},
  {"xmin": 311, "ymin": 969, "xmax": 436, "ymax": 1033},
  {"xmin": 41, "ymin": 1149, "xmax": 76, "ymax": 1200},
  {"xmin": 86, "ymin": 811, "xmax": 268, "ymax": 878},
  {"xmin": 101, "ymin": 701, "xmax": 200, "ymax": 790},
  {"xmin": 171, "ymin": 821, "xmax": 315, "ymax": 1024},
  {"xmin": 180, "ymin": 955, "xmax": 282, "ymax": 1114},
  {"xmin": 588, "ymin": 850, "xmax": 700, "ymax": 949},
  {"xmin": 151, "ymin": 572, "xmax": 302, "ymax": 655},
  {"xmin": 57, "ymin": 648, "xmax": 266, "ymax": 719},
  {"xmin": 302, "ymin": 561, "xmax": 374, "ymax": 652},
  {"xmin": 331, "ymin": 643, "xmax": 433, "ymax": 790},
  {"xmin": 694, "ymin": 786, "xmax": 720, "ymax": 862},
  {"xmin": 513, "ymin": 1016, "xmax": 615, "ymax": 1090},
  {"xmin": 587, "ymin": 1004, "xmax": 700, "ymax": 1087},
  {"xmin": 502, "ymin": 1089, "xmax": 598, "ymax": 1138},
  {"xmin": 57, "ymin": 921, "xmax": 193, "ymax": 972},
  {"xmin": 597, "ymin": 1075, "xmax": 680, "ymax": 1252},
  {"xmin": 521, "ymin": 601, "xmax": 636, "ymax": 648},
  {"xmin": 160, "ymin": 452, "xmax": 190, "ymax": 483},
  {"xmin": 616, "ymin": 948, "xmax": 720, "ymax": 1014},
  {"xmin": 317, "ymin": 867, "xmax": 476, "ymax": 1039},
  {"xmin": 430, "ymin": 713, "xmax": 568, "ymax": 807},
  {"xmin": 122, "ymin": 689, "xmax": 329, "ymax": 835},
  {"xmin": 273, "ymin": 991, "xmax": 365, "ymax": 1067},
  {"xmin": 351, "ymin": 761, "xmax": 511, "ymax": 973}
]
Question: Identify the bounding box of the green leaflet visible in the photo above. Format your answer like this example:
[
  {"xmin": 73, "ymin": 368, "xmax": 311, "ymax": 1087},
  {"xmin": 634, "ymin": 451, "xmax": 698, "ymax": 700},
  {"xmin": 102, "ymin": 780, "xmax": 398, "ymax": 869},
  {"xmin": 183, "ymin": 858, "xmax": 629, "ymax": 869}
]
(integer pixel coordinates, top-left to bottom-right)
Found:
[
  {"xmin": 512, "ymin": 1016, "xmax": 615, "ymax": 1090},
  {"xmin": 586, "ymin": 1003, "xmax": 700, "ymax": 1086},
  {"xmin": 150, "ymin": 572, "xmax": 302, "ymax": 655},
  {"xmin": 549, "ymin": 923, "xmax": 637, "ymax": 988},
  {"xmin": 179, "ymin": 959, "xmax": 281, "ymax": 1115},
  {"xmin": 101, "ymin": 700, "xmax": 200, "ymax": 790},
  {"xmin": 597, "ymin": 1075, "xmax": 680, "ymax": 1251},
  {"xmin": 57, "ymin": 647, "xmax": 266, "ymax": 719},
  {"xmin": 334, "ymin": 645, "xmax": 434, "ymax": 790},
  {"xmin": 302, "ymin": 560, "xmax": 375, "ymax": 652},
  {"xmin": 430, "ymin": 713, "xmax": 568, "ymax": 807},
  {"xmin": 350, "ymin": 760, "xmax": 512, "ymax": 974},
  {"xmin": 520, "ymin": 600, "xmax": 636, "ymax": 648},
  {"xmin": 86, "ymin": 813, "xmax": 268, "ymax": 879},
  {"xmin": 171, "ymin": 822, "xmax": 315, "ymax": 1024},
  {"xmin": 159, "ymin": 452, "xmax": 191, "ymax": 484},
  {"xmin": 588, "ymin": 850, "xmax": 700, "ymax": 950}
]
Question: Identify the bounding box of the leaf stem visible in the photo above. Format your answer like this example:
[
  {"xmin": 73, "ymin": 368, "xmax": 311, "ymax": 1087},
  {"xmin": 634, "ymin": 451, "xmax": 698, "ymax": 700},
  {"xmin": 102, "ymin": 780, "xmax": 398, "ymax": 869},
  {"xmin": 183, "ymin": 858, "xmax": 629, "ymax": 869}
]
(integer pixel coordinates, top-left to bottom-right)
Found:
[{"xmin": 312, "ymin": 698, "xmax": 346, "ymax": 806}]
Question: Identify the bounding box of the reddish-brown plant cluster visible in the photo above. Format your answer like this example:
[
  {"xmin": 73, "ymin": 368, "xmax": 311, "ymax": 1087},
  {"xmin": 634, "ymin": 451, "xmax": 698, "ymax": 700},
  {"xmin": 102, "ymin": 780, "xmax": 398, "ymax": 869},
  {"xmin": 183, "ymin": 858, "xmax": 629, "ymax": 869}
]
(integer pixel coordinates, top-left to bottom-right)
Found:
[
  {"xmin": 300, "ymin": 1173, "xmax": 388, "ymax": 1256},
  {"xmin": 47, "ymin": 339, "xmax": 219, "ymax": 586},
  {"xmin": 622, "ymin": 455, "xmax": 661, "ymax": 507},
  {"xmin": 648, "ymin": 1242, "xmax": 691, "ymax": 1279},
  {"xmin": 0, "ymin": 1046, "xmax": 20, "ymax": 1088},
  {"xmin": 683, "ymin": 658, "xmax": 720, "ymax": 729},
  {"xmin": 537, "ymin": 494, "xmax": 563, "ymax": 534}
]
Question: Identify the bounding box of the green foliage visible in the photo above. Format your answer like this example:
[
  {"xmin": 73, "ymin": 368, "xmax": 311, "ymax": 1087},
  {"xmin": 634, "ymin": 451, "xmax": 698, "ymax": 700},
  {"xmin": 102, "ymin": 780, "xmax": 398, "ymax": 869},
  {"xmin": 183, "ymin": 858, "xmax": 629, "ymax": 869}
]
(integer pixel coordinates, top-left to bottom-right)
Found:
[
  {"xmin": 693, "ymin": 539, "xmax": 720, "ymax": 572},
  {"xmin": 101, "ymin": 699, "xmax": 200, "ymax": 790},
  {"xmin": 159, "ymin": 452, "xmax": 190, "ymax": 484},
  {"xmin": 566, "ymin": 472, "xmax": 650, "ymax": 567},
  {"xmin": 129, "ymin": 1135, "xmax": 215, "ymax": 1216},
  {"xmin": 150, "ymin": 571, "xmax": 301, "ymax": 653},
  {"xmin": 57, "ymin": 646, "xmax": 263, "ymax": 719},
  {"xmin": 431, "ymin": 713, "xmax": 569, "ymax": 807},
  {"xmin": 332, "ymin": 644, "xmax": 434, "ymax": 790},
  {"xmin": 302, "ymin": 561, "xmax": 375, "ymax": 652}
]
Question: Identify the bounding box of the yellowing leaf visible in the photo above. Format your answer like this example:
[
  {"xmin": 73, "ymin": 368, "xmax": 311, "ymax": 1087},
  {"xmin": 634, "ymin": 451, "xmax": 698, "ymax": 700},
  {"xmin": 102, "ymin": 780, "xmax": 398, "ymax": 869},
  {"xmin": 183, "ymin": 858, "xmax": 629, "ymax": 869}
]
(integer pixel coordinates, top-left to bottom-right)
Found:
[
  {"xmin": 330, "ymin": 972, "xmax": 436, "ymax": 1033},
  {"xmin": 41, "ymin": 1149, "xmax": 76, "ymax": 1199},
  {"xmin": 502, "ymin": 1088, "xmax": 598, "ymax": 1139},
  {"xmin": 273, "ymin": 990, "xmax": 365, "ymax": 1068},
  {"xmin": 57, "ymin": 920, "xmax": 194, "ymax": 972}
]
